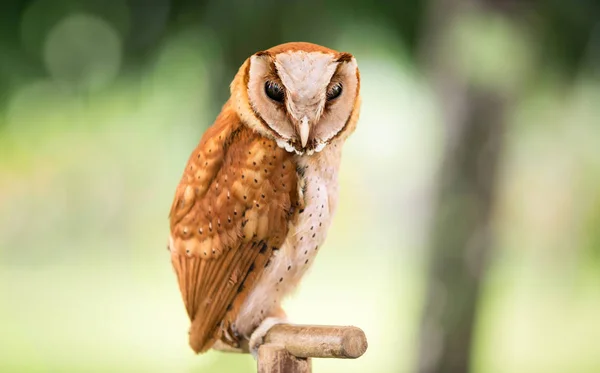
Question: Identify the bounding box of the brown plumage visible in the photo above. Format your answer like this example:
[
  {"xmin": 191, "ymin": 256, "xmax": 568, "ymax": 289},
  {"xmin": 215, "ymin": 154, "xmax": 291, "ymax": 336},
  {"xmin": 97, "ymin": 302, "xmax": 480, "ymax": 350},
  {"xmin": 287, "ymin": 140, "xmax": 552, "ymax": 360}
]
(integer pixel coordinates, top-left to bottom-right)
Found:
[
  {"xmin": 169, "ymin": 104, "xmax": 299, "ymax": 352},
  {"xmin": 167, "ymin": 41, "xmax": 361, "ymax": 355}
]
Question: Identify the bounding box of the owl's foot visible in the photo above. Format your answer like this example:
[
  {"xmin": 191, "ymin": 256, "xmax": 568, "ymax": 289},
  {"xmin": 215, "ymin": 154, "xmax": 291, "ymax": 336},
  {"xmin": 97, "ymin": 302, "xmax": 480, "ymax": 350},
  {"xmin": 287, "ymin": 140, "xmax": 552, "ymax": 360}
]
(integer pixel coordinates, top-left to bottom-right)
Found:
[
  {"xmin": 220, "ymin": 321, "xmax": 241, "ymax": 348},
  {"xmin": 248, "ymin": 316, "xmax": 288, "ymax": 359}
]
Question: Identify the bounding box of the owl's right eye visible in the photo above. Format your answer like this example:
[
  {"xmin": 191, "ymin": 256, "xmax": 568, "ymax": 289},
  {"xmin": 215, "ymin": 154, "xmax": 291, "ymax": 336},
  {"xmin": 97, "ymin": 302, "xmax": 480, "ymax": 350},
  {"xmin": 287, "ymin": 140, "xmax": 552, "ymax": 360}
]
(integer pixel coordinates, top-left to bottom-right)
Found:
[{"xmin": 265, "ymin": 81, "xmax": 285, "ymax": 103}]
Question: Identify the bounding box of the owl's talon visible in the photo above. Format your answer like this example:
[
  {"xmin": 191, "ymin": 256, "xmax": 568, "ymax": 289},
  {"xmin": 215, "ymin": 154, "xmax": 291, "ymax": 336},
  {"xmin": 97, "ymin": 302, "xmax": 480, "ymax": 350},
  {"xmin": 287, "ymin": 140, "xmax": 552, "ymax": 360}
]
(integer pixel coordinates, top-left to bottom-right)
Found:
[
  {"xmin": 220, "ymin": 321, "xmax": 242, "ymax": 348},
  {"xmin": 248, "ymin": 316, "xmax": 287, "ymax": 359}
]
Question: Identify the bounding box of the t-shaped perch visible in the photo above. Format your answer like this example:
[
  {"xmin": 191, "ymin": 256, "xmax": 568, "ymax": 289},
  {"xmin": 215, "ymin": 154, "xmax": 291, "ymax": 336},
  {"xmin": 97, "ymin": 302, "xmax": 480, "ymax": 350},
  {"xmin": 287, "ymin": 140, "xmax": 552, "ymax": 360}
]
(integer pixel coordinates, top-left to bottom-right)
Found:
[{"xmin": 214, "ymin": 324, "xmax": 368, "ymax": 372}]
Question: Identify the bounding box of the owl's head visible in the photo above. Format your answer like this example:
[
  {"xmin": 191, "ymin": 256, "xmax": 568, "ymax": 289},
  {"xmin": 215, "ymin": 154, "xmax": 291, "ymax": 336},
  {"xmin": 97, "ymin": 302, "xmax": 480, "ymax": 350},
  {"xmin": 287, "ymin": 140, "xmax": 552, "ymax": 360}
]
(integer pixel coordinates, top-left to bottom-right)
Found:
[{"xmin": 231, "ymin": 42, "xmax": 361, "ymax": 155}]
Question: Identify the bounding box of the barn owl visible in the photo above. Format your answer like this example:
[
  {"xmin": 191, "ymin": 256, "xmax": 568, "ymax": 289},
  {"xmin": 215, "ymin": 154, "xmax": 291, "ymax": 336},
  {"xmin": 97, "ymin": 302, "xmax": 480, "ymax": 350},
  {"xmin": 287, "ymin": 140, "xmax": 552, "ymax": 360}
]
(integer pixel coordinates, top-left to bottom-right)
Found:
[{"xmin": 167, "ymin": 42, "xmax": 361, "ymax": 357}]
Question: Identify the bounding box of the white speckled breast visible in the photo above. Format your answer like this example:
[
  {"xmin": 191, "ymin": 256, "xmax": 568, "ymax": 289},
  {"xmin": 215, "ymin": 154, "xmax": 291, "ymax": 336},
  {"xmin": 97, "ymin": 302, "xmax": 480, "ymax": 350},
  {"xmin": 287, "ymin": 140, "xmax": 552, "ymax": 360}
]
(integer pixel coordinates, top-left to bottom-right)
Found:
[{"xmin": 234, "ymin": 143, "xmax": 343, "ymax": 337}]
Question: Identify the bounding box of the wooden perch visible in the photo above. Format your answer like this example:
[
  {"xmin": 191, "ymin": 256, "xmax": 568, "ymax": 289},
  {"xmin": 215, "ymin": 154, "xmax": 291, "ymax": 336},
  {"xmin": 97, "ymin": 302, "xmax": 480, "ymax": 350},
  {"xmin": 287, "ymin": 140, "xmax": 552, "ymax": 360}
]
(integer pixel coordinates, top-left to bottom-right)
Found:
[{"xmin": 214, "ymin": 323, "xmax": 368, "ymax": 373}]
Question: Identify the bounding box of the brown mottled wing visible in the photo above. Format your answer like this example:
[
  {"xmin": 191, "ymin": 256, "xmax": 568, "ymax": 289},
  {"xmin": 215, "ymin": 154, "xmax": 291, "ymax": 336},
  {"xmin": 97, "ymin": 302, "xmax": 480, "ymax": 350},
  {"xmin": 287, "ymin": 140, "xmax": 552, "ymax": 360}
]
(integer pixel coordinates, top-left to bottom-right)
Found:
[{"xmin": 168, "ymin": 103, "xmax": 298, "ymax": 353}]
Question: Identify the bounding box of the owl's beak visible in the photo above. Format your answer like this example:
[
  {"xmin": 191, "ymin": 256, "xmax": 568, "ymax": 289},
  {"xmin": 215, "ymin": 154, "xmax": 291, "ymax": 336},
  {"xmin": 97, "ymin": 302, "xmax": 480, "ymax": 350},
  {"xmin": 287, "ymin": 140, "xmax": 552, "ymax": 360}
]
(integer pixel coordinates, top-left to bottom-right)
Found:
[{"xmin": 299, "ymin": 116, "xmax": 310, "ymax": 148}]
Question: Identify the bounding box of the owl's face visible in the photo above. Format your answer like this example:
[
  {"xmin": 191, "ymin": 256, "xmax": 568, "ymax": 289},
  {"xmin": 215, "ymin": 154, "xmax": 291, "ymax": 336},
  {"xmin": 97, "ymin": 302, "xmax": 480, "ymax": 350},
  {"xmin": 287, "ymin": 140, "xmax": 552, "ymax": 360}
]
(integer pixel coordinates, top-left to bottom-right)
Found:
[{"xmin": 231, "ymin": 42, "xmax": 361, "ymax": 155}]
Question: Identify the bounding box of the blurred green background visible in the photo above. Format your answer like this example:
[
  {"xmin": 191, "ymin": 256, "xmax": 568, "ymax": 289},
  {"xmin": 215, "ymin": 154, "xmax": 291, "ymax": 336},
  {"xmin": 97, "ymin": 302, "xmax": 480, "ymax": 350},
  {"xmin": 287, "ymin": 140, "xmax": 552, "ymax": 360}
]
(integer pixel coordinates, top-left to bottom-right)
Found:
[{"xmin": 0, "ymin": 0, "xmax": 599, "ymax": 372}]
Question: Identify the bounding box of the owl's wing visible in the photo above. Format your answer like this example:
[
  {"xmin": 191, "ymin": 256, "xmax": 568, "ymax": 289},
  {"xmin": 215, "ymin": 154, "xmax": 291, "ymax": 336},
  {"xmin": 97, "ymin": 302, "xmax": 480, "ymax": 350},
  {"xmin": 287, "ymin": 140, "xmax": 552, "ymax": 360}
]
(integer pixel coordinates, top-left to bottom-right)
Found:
[{"xmin": 168, "ymin": 104, "xmax": 299, "ymax": 353}]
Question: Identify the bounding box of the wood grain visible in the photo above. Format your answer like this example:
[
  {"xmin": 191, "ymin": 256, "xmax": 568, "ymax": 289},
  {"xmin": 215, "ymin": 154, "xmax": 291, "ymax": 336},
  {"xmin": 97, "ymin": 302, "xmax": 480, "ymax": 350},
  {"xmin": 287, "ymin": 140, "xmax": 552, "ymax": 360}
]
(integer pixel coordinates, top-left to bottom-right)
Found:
[
  {"xmin": 258, "ymin": 344, "xmax": 312, "ymax": 373},
  {"xmin": 214, "ymin": 323, "xmax": 368, "ymax": 359}
]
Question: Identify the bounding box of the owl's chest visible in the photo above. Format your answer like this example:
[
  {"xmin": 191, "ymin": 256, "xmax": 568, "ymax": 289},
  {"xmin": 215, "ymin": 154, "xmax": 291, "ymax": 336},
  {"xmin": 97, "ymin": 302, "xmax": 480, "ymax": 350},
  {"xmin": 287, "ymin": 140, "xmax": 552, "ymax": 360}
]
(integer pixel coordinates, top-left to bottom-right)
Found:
[
  {"xmin": 261, "ymin": 158, "xmax": 341, "ymax": 293},
  {"xmin": 234, "ymin": 150, "xmax": 342, "ymax": 334},
  {"xmin": 285, "ymin": 159, "xmax": 340, "ymax": 267}
]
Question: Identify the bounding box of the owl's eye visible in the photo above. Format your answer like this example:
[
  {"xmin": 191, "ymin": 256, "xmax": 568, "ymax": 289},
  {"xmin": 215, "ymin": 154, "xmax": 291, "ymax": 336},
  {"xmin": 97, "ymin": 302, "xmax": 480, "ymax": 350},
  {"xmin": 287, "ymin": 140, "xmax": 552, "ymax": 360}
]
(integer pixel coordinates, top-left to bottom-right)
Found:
[
  {"xmin": 326, "ymin": 83, "xmax": 343, "ymax": 101},
  {"xmin": 265, "ymin": 81, "xmax": 285, "ymax": 103}
]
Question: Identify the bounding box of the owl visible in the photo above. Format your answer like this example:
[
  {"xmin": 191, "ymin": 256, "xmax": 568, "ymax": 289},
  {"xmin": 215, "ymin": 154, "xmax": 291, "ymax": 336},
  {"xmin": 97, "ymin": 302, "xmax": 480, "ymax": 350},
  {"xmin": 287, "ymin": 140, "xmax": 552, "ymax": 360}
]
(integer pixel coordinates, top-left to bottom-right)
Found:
[{"xmin": 167, "ymin": 42, "xmax": 361, "ymax": 356}]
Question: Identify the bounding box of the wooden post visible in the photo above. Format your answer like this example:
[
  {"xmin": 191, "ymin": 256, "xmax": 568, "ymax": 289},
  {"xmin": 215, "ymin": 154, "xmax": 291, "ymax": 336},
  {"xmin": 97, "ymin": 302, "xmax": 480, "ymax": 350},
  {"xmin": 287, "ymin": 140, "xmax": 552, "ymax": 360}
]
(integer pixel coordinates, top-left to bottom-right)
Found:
[
  {"xmin": 258, "ymin": 344, "xmax": 312, "ymax": 373},
  {"xmin": 214, "ymin": 323, "xmax": 368, "ymax": 373}
]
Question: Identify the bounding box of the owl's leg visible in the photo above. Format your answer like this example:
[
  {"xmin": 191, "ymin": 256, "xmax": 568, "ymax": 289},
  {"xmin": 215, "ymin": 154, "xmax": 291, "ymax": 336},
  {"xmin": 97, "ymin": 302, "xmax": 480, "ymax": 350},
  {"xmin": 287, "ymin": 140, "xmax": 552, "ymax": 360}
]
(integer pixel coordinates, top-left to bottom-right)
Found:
[{"xmin": 248, "ymin": 307, "xmax": 288, "ymax": 359}]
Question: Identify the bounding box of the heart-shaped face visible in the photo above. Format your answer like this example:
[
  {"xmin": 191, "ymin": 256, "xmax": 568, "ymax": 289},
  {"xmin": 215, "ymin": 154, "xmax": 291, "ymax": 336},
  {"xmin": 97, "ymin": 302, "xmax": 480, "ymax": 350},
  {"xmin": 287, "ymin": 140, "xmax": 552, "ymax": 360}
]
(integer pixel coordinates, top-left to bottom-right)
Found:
[{"xmin": 232, "ymin": 42, "xmax": 361, "ymax": 155}]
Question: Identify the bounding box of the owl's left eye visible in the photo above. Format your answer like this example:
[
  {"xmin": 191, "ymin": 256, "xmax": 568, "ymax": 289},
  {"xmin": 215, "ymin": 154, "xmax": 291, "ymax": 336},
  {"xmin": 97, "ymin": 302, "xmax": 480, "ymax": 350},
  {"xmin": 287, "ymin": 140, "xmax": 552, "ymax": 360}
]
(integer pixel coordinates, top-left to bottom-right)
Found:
[
  {"xmin": 265, "ymin": 81, "xmax": 285, "ymax": 103},
  {"xmin": 326, "ymin": 83, "xmax": 343, "ymax": 101}
]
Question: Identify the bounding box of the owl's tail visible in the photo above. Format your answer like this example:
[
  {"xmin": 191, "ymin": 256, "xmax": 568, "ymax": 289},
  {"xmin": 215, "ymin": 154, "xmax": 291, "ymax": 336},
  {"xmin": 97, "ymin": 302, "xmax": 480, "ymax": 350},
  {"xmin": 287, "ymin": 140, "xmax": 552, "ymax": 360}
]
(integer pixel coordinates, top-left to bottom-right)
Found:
[{"xmin": 189, "ymin": 318, "xmax": 217, "ymax": 354}]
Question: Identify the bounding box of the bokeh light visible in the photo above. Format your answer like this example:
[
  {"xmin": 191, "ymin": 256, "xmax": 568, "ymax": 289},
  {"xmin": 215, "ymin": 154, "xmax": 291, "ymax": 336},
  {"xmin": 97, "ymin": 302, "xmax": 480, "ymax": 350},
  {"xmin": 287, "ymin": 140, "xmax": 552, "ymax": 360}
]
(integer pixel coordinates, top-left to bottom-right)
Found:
[{"xmin": 43, "ymin": 13, "xmax": 122, "ymax": 92}]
